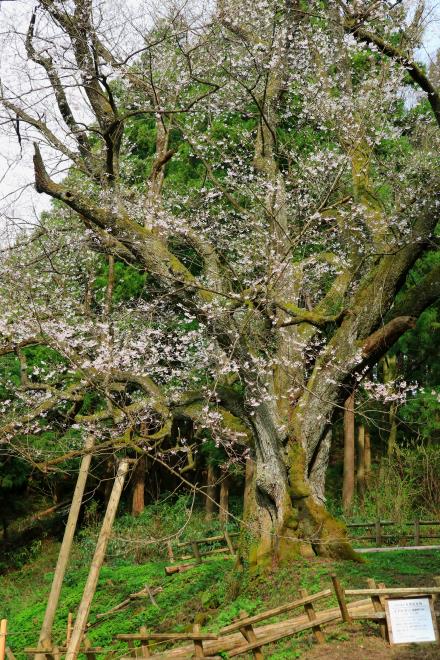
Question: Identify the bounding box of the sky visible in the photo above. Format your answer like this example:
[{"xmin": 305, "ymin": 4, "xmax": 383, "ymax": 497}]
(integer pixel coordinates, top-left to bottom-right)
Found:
[{"xmin": 0, "ymin": 0, "xmax": 439, "ymax": 246}]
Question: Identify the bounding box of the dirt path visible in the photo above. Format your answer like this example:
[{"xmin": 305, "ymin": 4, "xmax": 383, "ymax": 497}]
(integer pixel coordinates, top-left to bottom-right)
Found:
[{"xmin": 303, "ymin": 625, "xmax": 440, "ymax": 659}]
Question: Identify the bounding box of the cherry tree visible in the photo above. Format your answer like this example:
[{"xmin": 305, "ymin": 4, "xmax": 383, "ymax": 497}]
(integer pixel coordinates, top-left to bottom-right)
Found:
[{"xmin": 1, "ymin": 0, "xmax": 439, "ymax": 564}]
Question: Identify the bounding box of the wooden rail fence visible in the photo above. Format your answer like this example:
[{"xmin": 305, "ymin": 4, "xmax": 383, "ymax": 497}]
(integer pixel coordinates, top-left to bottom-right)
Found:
[
  {"xmin": 347, "ymin": 519, "xmax": 440, "ymax": 546},
  {"xmin": 13, "ymin": 575, "xmax": 440, "ymax": 659},
  {"xmin": 165, "ymin": 531, "xmax": 238, "ymax": 575}
]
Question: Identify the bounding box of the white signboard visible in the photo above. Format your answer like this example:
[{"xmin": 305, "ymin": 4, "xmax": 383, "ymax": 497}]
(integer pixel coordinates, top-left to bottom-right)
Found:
[{"xmin": 385, "ymin": 597, "xmax": 438, "ymax": 645}]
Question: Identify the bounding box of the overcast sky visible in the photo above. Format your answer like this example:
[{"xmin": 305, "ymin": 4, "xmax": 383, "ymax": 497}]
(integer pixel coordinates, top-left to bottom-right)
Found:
[{"xmin": 0, "ymin": 0, "xmax": 439, "ymax": 246}]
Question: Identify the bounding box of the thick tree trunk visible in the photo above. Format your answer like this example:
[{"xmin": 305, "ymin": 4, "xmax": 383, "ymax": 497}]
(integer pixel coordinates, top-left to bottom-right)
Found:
[
  {"xmin": 342, "ymin": 392, "xmax": 355, "ymax": 515},
  {"xmin": 205, "ymin": 463, "xmax": 217, "ymax": 521},
  {"xmin": 131, "ymin": 455, "xmax": 146, "ymax": 517},
  {"xmin": 243, "ymin": 401, "xmax": 358, "ymax": 568}
]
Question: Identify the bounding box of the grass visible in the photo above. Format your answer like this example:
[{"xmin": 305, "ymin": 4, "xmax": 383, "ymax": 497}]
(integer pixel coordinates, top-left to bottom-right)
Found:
[
  {"xmin": 1, "ymin": 501, "xmax": 440, "ymax": 659},
  {"xmin": 2, "ymin": 546, "xmax": 439, "ymax": 658}
]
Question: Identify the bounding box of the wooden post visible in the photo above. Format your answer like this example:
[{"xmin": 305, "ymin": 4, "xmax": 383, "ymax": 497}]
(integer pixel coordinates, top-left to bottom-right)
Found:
[
  {"xmin": 299, "ymin": 589, "xmax": 325, "ymax": 644},
  {"xmin": 83, "ymin": 637, "xmax": 96, "ymax": 660},
  {"xmin": 36, "ymin": 437, "xmax": 94, "ymax": 657},
  {"xmin": 342, "ymin": 391, "xmax": 355, "ymax": 515},
  {"xmin": 139, "ymin": 627, "xmax": 151, "ymax": 658},
  {"xmin": 191, "ymin": 541, "xmax": 202, "ymax": 564},
  {"xmin": 66, "ymin": 459, "xmax": 129, "ymax": 659},
  {"xmin": 238, "ymin": 612, "xmax": 263, "ymax": 660},
  {"xmin": 414, "ymin": 519, "xmax": 420, "ymax": 545},
  {"xmin": 192, "ymin": 624, "xmax": 204, "ymax": 658},
  {"xmin": 375, "ymin": 519, "xmax": 382, "ymax": 546},
  {"xmin": 331, "ymin": 575, "xmax": 351, "ymax": 623},
  {"xmin": 367, "ymin": 578, "xmax": 387, "ymax": 639},
  {"xmin": 0, "ymin": 619, "xmax": 7, "ymax": 660}
]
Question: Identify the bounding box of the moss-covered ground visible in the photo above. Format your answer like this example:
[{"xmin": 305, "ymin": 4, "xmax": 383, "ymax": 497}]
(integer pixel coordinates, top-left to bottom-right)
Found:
[{"xmin": 1, "ymin": 535, "xmax": 439, "ymax": 659}]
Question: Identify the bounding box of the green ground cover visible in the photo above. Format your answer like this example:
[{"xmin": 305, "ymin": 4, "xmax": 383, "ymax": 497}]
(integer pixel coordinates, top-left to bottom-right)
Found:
[{"xmin": 1, "ymin": 536, "xmax": 439, "ymax": 659}]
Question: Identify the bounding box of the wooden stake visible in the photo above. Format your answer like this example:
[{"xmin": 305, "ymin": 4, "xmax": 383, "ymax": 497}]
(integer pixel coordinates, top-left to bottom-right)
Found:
[
  {"xmin": 331, "ymin": 575, "xmax": 351, "ymax": 623},
  {"xmin": 36, "ymin": 437, "xmax": 94, "ymax": 657},
  {"xmin": 192, "ymin": 624, "xmax": 204, "ymax": 658},
  {"xmin": 65, "ymin": 459, "xmax": 129, "ymax": 659},
  {"xmin": 0, "ymin": 619, "xmax": 7, "ymax": 660},
  {"xmin": 191, "ymin": 541, "xmax": 202, "ymax": 564},
  {"xmin": 367, "ymin": 578, "xmax": 387, "ymax": 640},
  {"xmin": 238, "ymin": 612, "xmax": 263, "ymax": 660},
  {"xmin": 299, "ymin": 589, "xmax": 325, "ymax": 644},
  {"xmin": 166, "ymin": 540, "xmax": 175, "ymax": 563},
  {"xmin": 139, "ymin": 627, "xmax": 151, "ymax": 658}
]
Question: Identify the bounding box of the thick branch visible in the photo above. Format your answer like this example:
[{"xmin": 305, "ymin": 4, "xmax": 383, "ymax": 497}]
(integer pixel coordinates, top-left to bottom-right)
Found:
[
  {"xmin": 386, "ymin": 261, "xmax": 440, "ymax": 321},
  {"xmin": 362, "ymin": 315, "xmax": 416, "ymax": 361},
  {"xmin": 350, "ymin": 25, "xmax": 440, "ymax": 128}
]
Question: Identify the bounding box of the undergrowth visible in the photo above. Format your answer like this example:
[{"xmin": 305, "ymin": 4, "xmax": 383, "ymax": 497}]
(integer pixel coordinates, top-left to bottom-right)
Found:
[{"xmin": 1, "ymin": 497, "xmax": 439, "ymax": 659}]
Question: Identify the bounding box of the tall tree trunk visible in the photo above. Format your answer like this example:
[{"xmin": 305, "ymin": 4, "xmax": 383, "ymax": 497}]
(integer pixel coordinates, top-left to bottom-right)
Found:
[
  {"xmin": 342, "ymin": 391, "xmax": 355, "ymax": 515},
  {"xmin": 219, "ymin": 473, "xmax": 230, "ymax": 527},
  {"xmin": 131, "ymin": 455, "xmax": 146, "ymax": 517},
  {"xmin": 205, "ymin": 463, "xmax": 217, "ymax": 521},
  {"xmin": 356, "ymin": 424, "xmax": 366, "ymax": 505},
  {"xmin": 364, "ymin": 427, "xmax": 372, "ymax": 486}
]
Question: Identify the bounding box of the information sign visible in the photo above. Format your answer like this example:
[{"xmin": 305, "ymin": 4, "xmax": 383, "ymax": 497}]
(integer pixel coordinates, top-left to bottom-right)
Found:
[{"xmin": 385, "ymin": 597, "xmax": 439, "ymax": 645}]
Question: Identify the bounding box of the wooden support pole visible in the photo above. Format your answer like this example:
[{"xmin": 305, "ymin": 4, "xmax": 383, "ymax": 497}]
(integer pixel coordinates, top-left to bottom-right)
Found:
[
  {"xmin": 0, "ymin": 619, "xmax": 7, "ymax": 660},
  {"xmin": 238, "ymin": 612, "xmax": 263, "ymax": 660},
  {"xmin": 299, "ymin": 589, "xmax": 325, "ymax": 644},
  {"xmin": 367, "ymin": 578, "xmax": 387, "ymax": 640},
  {"xmin": 66, "ymin": 459, "xmax": 129, "ymax": 659},
  {"xmin": 36, "ymin": 437, "xmax": 94, "ymax": 657},
  {"xmin": 331, "ymin": 575, "xmax": 351, "ymax": 623}
]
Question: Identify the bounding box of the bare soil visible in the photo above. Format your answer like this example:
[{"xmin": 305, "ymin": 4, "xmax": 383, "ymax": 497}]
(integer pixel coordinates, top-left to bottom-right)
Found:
[{"xmin": 303, "ymin": 624, "xmax": 440, "ymax": 659}]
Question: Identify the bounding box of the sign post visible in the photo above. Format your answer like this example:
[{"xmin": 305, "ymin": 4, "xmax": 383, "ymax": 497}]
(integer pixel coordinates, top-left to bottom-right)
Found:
[{"xmin": 385, "ymin": 597, "xmax": 439, "ymax": 645}]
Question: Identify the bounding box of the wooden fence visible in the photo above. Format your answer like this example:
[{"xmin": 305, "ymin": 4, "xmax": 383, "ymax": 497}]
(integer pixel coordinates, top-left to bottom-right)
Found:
[
  {"xmin": 347, "ymin": 519, "xmax": 440, "ymax": 546},
  {"xmin": 165, "ymin": 531, "xmax": 238, "ymax": 575},
  {"xmin": 14, "ymin": 575, "xmax": 440, "ymax": 659}
]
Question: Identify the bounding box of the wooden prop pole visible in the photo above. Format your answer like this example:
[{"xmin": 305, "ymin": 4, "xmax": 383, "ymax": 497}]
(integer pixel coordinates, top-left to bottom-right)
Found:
[
  {"xmin": 0, "ymin": 619, "xmax": 7, "ymax": 660},
  {"xmin": 36, "ymin": 437, "xmax": 94, "ymax": 657},
  {"xmin": 65, "ymin": 459, "xmax": 129, "ymax": 659}
]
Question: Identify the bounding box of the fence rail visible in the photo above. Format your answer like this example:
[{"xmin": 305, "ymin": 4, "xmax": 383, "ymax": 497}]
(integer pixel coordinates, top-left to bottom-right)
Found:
[{"xmin": 347, "ymin": 519, "xmax": 440, "ymax": 546}]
